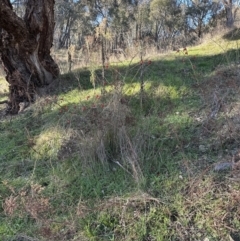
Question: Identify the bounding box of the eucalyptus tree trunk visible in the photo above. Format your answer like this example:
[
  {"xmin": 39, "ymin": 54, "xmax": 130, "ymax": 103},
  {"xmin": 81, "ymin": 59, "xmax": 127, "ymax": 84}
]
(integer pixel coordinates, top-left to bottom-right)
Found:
[
  {"xmin": 0, "ymin": 0, "xmax": 59, "ymax": 114},
  {"xmin": 224, "ymin": 0, "xmax": 234, "ymax": 27}
]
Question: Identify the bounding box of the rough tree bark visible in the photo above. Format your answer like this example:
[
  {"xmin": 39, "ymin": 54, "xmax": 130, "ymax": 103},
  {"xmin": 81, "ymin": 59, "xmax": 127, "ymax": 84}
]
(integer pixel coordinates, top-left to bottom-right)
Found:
[{"xmin": 0, "ymin": 0, "xmax": 59, "ymax": 114}]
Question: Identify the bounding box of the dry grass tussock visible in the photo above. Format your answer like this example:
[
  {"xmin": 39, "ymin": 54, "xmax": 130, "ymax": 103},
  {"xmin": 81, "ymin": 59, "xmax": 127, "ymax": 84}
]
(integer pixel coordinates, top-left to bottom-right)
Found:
[
  {"xmin": 58, "ymin": 84, "xmax": 144, "ymax": 183},
  {"xmin": 190, "ymin": 63, "xmax": 240, "ymax": 167}
]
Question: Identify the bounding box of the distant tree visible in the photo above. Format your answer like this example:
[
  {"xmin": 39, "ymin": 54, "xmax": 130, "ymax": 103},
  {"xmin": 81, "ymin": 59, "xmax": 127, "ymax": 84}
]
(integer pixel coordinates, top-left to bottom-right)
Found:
[
  {"xmin": 186, "ymin": 0, "xmax": 220, "ymax": 38},
  {"xmin": 224, "ymin": 0, "xmax": 234, "ymax": 27},
  {"xmin": 213, "ymin": 0, "xmax": 237, "ymax": 27},
  {"xmin": 0, "ymin": 0, "xmax": 59, "ymax": 114},
  {"xmin": 55, "ymin": 0, "xmax": 90, "ymax": 49},
  {"xmin": 108, "ymin": 0, "xmax": 136, "ymax": 49},
  {"xmin": 150, "ymin": 0, "xmax": 184, "ymax": 49}
]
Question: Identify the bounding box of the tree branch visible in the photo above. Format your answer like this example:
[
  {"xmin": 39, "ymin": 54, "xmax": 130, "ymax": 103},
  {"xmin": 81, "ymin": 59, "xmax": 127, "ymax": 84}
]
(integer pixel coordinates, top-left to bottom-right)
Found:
[{"xmin": 0, "ymin": 0, "xmax": 28, "ymax": 41}]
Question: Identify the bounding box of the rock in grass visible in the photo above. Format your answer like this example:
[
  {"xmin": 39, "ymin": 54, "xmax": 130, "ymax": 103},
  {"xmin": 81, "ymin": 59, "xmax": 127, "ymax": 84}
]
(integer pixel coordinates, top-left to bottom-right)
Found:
[
  {"xmin": 214, "ymin": 162, "xmax": 233, "ymax": 172},
  {"xmin": 199, "ymin": 145, "xmax": 207, "ymax": 152}
]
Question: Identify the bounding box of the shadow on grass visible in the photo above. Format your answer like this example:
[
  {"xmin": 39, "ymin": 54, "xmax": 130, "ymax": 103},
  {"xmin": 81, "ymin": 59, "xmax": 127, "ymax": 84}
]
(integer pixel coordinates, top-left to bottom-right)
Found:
[
  {"xmin": 1, "ymin": 46, "xmax": 240, "ymax": 239},
  {"xmin": 54, "ymin": 47, "xmax": 240, "ymax": 99},
  {"xmin": 0, "ymin": 85, "xmax": 198, "ymax": 192},
  {"xmin": 1, "ymin": 46, "xmax": 240, "ymax": 179},
  {"xmin": 223, "ymin": 27, "xmax": 240, "ymax": 41},
  {"xmin": 1, "ymin": 46, "xmax": 240, "ymax": 180}
]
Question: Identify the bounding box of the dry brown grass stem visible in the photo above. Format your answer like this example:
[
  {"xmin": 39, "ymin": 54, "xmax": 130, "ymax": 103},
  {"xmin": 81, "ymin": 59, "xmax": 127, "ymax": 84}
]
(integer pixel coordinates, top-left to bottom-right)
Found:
[
  {"xmin": 118, "ymin": 126, "xmax": 144, "ymax": 183},
  {"xmin": 97, "ymin": 192, "xmax": 164, "ymax": 212}
]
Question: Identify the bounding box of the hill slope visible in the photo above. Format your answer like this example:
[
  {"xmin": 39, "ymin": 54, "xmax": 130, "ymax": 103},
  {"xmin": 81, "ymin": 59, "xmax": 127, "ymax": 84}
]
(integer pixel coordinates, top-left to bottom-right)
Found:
[{"xmin": 1, "ymin": 29, "xmax": 240, "ymax": 241}]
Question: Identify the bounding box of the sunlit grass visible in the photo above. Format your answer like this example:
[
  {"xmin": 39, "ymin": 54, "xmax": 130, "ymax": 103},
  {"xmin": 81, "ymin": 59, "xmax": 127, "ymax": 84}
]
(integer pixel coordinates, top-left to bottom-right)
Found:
[
  {"xmin": 32, "ymin": 126, "xmax": 68, "ymax": 160},
  {"xmin": 0, "ymin": 77, "xmax": 8, "ymax": 102},
  {"xmin": 1, "ymin": 30, "xmax": 240, "ymax": 240},
  {"xmin": 187, "ymin": 34, "xmax": 240, "ymax": 57}
]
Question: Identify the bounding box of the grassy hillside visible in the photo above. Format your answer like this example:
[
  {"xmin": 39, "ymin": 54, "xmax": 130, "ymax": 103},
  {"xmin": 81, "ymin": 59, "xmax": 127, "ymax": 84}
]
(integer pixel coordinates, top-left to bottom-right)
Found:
[{"xmin": 1, "ymin": 29, "xmax": 240, "ymax": 241}]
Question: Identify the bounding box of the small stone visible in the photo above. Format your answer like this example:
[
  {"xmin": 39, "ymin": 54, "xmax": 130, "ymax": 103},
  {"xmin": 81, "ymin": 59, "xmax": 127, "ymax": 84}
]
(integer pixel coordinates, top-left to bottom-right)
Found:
[{"xmin": 199, "ymin": 145, "xmax": 206, "ymax": 152}]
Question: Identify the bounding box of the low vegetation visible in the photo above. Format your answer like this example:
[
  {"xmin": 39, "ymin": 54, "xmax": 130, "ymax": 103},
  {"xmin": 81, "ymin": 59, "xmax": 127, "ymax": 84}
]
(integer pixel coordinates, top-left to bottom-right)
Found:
[{"xmin": 1, "ymin": 29, "xmax": 240, "ymax": 241}]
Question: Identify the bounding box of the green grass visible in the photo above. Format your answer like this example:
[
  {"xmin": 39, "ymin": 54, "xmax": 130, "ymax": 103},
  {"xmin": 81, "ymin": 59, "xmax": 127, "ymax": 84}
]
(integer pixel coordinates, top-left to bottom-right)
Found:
[{"xmin": 1, "ymin": 30, "xmax": 240, "ymax": 240}]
